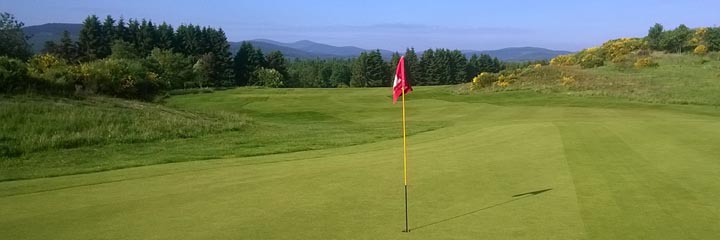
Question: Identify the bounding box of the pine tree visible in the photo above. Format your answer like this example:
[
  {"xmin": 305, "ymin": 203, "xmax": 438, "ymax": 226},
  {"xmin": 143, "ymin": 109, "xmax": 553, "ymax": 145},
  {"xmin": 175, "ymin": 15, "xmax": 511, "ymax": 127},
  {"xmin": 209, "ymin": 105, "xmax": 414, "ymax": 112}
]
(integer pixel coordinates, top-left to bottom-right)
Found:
[
  {"xmin": 78, "ymin": 15, "xmax": 103, "ymax": 61},
  {"xmin": 467, "ymin": 54, "xmax": 481, "ymax": 80},
  {"xmin": 115, "ymin": 17, "xmax": 128, "ymax": 43},
  {"xmin": 137, "ymin": 19, "xmax": 158, "ymax": 56},
  {"xmin": 419, "ymin": 49, "xmax": 435, "ymax": 85},
  {"xmin": 157, "ymin": 22, "xmax": 175, "ymax": 50},
  {"xmin": 350, "ymin": 52, "xmax": 368, "ymax": 87},
  {"xmin": 389, "ymin": 51, "xmax": 401, "ymax": 80},
  {"xmin": 233, "ymin": 41, "xmax": 254, "ymax": 86},
  {"xmin": 404, "ymin": 48, "xmax": 420, "ymax": 86},
  {"xmin": 366, "ymin": 50, "xmax": 387, "ymax": 87},
  {"xmin": 58, "ymin": 30, "xmax": 78, "ymax": 62},
  {"xmin": 98, "ymin": 15, "xmax": 115, "ymax": 58}
]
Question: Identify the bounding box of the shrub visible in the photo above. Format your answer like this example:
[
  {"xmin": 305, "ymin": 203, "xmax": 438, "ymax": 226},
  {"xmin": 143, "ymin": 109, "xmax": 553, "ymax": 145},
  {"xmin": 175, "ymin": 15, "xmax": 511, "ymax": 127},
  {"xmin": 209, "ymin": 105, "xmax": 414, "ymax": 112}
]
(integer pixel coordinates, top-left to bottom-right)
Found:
[
  {"xmin": 634, "ymin": 57, "xmax": 659, "ymax": 69},
  {"xmin": 254, "ymin": 67, "xmax": 284, "ymax": 88},
  {"xmin": 0, "ymin": 56, "xmax": 28, "ymax": 92},
  {"xmin": 601, "ymin": 38, "xmax": 647, "ymax": 63},
  {"xmin": 577, "ymin": 48, "xmax": 605, "ymax": 69},
  {"xmin": 694, "ymin": 45, "xmax": 708, "ymax": 56},
  {"xmin": 550, "ymin": 54, "xmax": 577, "ymax": 66},
  {"xmin": 560, "ymin": 75, "xmax": 576, "ymax": 86},
  {"xmin": 74, "ymin": 58, "xmax": 162, "ymax": 101},
  {"xmin": 472, "ymin": 72, "xmax": 498, "ymax": 88},
  {"xmin": 146, "ymin": 48, "xmax": 195, "ymax": 89}
]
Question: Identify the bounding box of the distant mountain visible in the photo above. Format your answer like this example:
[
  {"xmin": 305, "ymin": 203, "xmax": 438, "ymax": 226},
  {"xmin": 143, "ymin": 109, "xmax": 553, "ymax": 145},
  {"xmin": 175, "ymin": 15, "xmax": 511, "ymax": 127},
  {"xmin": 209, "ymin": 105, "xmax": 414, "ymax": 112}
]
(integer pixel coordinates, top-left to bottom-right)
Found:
[
  {"xmin": 21, "ymin": 23, "xmax": 570, "ymax": 61},
  {"xmin": 463, "ymin": 47, "xmax": 572, "ymax": 62},
  {"xmin": 22, "ymin": 23, "xmax": 82, "ymax": 53},
  {"xmin": 237, "ymin": 39, "xmax": 395, "ymax": 60}
]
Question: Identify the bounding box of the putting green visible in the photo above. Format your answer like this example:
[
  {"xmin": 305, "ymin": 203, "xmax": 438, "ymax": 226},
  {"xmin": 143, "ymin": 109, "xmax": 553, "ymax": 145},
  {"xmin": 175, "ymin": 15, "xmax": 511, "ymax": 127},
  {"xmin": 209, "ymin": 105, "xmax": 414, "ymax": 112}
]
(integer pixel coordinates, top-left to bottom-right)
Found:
[{"xmin": 1, "ymin": 88, "xmax": 719, "ymax": 239}]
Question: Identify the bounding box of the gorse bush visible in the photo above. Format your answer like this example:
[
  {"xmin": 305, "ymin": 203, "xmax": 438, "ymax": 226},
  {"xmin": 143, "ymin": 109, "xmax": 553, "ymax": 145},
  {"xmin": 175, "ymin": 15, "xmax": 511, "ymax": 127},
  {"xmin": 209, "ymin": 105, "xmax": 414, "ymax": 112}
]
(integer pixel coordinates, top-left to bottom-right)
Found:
[
  {"xmin": 472, "ymin": 72, "xmax": 498, "ymax": 88},
  {"xmin": 634, "ymin": 57, "xmax": 659, "ymax": 69},
  {"xmin": 75, "ymin": 58, "xmax": 163, "ymax": 100},
  {"xmin": 550, "ymin": 54, "xmax": 577, "ymax": 66},
  {"xmin": 577, "ymin": 47, "xmax": 605, "ymax": 68}
]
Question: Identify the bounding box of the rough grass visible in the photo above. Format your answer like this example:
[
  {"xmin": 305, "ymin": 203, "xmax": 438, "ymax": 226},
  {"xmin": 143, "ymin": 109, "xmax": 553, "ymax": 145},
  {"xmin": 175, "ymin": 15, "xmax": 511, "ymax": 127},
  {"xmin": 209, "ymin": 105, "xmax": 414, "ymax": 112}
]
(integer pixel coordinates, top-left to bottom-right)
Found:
[
  {"xmin": 1, "ymin": 88, "xmax": 719, "ymax": 239},
  {"xmin": 474, "ymin": 53, "xmax": 720, "ymax": 105},
  {"xmin": 0, "ymin": 90, "xmax": 446, "ymax": 181},
  {"xmin": 0, "ymin": 95, "xmax": 246, "ymax": 157}
]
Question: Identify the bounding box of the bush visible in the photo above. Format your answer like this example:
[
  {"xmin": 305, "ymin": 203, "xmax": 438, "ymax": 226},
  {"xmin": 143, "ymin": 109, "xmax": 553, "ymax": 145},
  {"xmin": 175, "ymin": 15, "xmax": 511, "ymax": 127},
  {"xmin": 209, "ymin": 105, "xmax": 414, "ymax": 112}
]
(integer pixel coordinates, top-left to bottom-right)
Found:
[
  {"xmin": 74, "ymin": 58, "xmax": 163, "ymax": 101},
  {"xmin": 693, "ymin": 45, "xmax": 708, "ymax": 56},
  {"xmin": 574, "ymin": 47, "xmax": 605, "ymax": 69},
  {"xmin": 0, "ymin": 56, "xmax": 29, "ymax": 92},
  {"xmin": 550, "ymin": 54, "xmax": 577, "ymax": 66},
  {"xmin": 472, "ymin": 72, "xmax": 498, "ymax": 88},
  {"xmin": 634, "ymin": 57, "xmax": 659, "ymax": 69},
  {"xmin": 560, "ymin": 75, "xmax": 576, "ymax": 86},
  {"xmin": 254, "ymin": 67, "xmax": 284, "ymax": 88},
  {"xmin": 601, "ymin": 38, "xmax": 647, "ymax": 63},
  {"xmin": 26, "ymin": 54, "xmax": 75, "ymax": 90}
]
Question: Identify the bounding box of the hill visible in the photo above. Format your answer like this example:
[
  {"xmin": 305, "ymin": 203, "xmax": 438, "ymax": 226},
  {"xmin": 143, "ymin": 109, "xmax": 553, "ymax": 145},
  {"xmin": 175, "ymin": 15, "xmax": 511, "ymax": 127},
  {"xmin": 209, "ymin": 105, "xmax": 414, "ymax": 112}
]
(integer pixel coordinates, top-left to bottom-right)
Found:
[
  {"xmin": 463, "ymin": 47, "xmax": 572, "ymax": 62},
  {"xmin": 231, "ymin": 39, "xmax": 395, "ymax": 60},
  {"xmin": 22, "ymin": 23, "xmax": 82, "ymax": 53}
]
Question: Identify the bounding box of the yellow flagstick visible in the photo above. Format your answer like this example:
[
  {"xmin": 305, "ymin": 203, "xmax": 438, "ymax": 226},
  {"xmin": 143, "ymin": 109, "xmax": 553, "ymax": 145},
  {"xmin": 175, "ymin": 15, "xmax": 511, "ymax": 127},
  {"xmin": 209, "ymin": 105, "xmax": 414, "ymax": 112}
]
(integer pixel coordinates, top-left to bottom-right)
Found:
[{"xmin": 402, "ymin": 79, "xmax": 409, "ymax": 233}]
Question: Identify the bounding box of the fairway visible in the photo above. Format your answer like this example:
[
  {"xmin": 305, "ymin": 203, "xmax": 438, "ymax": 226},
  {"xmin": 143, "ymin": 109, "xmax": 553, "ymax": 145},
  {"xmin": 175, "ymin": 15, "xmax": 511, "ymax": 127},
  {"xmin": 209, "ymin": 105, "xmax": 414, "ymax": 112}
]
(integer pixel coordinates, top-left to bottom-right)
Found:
[{"xmin": 1, "ymin": 87, "xmax": 719, "ymax": 239}]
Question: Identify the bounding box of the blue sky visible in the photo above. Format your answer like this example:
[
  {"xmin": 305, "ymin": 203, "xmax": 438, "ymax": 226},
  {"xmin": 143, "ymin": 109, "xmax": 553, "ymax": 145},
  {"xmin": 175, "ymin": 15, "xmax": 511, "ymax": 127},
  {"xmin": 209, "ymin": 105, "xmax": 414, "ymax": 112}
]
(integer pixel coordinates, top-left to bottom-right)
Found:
[{"xmin": 3, "ymin": 0, "xmax": 719, "ymax": 51}]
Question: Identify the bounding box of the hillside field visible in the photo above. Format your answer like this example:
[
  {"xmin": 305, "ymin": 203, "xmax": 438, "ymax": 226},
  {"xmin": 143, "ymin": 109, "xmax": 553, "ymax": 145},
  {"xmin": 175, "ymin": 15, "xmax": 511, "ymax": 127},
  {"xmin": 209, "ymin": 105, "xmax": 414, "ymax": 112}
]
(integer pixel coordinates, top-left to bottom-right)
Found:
[{"xmin": 1, "ymin": 54, "xmax": 720, "ymax": 239}]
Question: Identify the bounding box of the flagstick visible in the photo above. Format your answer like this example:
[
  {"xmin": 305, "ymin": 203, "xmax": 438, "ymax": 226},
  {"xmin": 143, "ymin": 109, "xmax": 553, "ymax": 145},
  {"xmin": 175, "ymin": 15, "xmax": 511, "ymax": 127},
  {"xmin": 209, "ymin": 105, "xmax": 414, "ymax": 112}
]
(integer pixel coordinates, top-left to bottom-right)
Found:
[{"xmin": 402, "ymin": 83, "xmax": 409, "ymax": 233}]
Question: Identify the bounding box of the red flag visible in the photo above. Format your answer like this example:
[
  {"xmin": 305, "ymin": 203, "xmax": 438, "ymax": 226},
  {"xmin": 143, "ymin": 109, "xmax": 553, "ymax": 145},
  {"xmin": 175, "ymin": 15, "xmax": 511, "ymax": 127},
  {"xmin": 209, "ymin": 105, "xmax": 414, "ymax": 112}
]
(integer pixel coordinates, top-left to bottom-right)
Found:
[{"xmin": 393, "ymin": 56, "xmax": 412, "ymax": 104}]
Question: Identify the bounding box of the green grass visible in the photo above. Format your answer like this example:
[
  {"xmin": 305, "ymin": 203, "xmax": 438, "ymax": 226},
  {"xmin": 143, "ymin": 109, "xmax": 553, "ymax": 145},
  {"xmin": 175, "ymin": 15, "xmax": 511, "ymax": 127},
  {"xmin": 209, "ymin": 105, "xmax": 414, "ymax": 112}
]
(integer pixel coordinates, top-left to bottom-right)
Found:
[{"xmin": 2, "ymin": 85, "xmax": 720, "ymax": 239}]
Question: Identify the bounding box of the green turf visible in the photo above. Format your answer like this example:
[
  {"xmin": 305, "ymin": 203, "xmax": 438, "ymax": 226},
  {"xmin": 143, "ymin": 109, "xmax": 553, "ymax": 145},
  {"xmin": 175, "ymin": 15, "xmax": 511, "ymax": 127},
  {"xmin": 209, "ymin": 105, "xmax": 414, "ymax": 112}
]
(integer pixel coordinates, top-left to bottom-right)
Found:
[{"xmin": 1, "ymin": 86, "xmax": 719, "ymax": 239}]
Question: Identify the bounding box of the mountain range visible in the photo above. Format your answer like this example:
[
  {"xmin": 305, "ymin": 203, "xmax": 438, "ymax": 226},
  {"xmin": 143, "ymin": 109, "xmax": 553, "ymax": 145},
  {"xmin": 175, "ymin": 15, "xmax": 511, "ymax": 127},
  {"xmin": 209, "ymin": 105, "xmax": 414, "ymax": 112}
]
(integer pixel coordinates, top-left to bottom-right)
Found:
[{"xmin": 23, "ymin": 23, "xmax": 571, "ymax": 61}]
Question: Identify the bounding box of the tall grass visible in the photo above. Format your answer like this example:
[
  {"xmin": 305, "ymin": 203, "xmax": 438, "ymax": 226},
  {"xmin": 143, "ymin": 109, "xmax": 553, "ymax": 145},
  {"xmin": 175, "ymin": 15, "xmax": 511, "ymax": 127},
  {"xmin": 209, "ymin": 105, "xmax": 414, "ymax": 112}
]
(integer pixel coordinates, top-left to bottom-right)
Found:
[{"xmin": 0, "ymin": 95, "xmax": 247, "ymax": 158}]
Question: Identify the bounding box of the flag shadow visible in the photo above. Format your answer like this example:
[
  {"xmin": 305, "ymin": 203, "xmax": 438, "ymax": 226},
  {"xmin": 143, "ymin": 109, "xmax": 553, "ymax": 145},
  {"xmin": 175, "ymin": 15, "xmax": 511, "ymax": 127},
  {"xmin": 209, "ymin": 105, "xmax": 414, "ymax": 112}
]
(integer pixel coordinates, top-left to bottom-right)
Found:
[{"xmin": 410, "ymin": 188, "xmax": 552, "ymax": 232}]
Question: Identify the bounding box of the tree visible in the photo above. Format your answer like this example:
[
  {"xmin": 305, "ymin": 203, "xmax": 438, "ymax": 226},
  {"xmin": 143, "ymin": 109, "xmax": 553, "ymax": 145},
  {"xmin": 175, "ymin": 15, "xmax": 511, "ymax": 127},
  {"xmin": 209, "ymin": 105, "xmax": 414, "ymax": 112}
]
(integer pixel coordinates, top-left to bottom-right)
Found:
[
  {"xmin": 0, "ymin": 12, "xmax": 32, "ymax": 60},
  {"xmin": 661, "ymin": 24, "xmax": 691, "ymax": 53},
  {"xmin": 254, "ymin": 67, "xmax": 284, "ymax": 88},
  {"xmin": 99, "ymin": 15, "xmax": 115, "ymax": 58},
  {"xmin": 156, "ymin": 22, "xmax": 174, "ymax": 50},
  {"xmin": 57, "ymin": 30, "xmax": 78, "ymax": 62},
  {"xmin": 467, "ymin": 54, "xmax": 481, "ymax": 80},
  {"xmin": 42, "ymin": 30, "xmax": 78, "ymax": 62},
  {"xmin": 146, "ymin": 48, "xmax": 194, "ymax": 89},
  {"xmin": 233, "ymin": 41, "xmax": 253, "ymax": 86},
  {"xmin": 192, "ymin": 53, "xmax": 214, "ymax": 88},
  {"xmin": 389, "ymin": 52, "xmax": 401, "ymax": 81},
  {"xmin": 350, "ymin": 52, "xmax": 368, "ymax": 87},
  {"xmin": 706, "ymin": 27, "xmax": 720, "ymax": 52},
  {"xmin": 78, "ymin": 15, "xmax": 103, "ymax": 61},
  {"xmin": 137, "ymin": 19, "xmax": 158, "ymax": 56},
  {"xmin": 419, "ymin": 49, "xmax": 436, "ymax": 85},
  {"xmin": 404, "ymin": 48, "xmax": 420, "ymax": 86},
  {"xmin": 329, "ymin": 61, "xmax": 351, "ymax": 87},
  {"xmin": 266, "ymin": 51, "xmax": 289, "ymax": 82},
  {"xmin": 109, "ymin": 40, "xmax": 137, "ymax": 59},
  {"xmin": 365, "ymin": 50, "xmax": 388, "ymax": 87},
  {"xmin": 646, "ymin": 23, "xmax": 664, "ymax": 50}
]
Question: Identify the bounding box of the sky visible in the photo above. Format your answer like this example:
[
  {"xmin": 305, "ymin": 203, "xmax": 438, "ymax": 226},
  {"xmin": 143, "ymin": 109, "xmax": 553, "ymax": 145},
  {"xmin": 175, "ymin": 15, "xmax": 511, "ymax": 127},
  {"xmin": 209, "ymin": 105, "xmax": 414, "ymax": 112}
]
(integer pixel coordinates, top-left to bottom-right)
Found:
[{"xmin": 3, "ymin": 0, "xmax": 719, "ymax": 51}]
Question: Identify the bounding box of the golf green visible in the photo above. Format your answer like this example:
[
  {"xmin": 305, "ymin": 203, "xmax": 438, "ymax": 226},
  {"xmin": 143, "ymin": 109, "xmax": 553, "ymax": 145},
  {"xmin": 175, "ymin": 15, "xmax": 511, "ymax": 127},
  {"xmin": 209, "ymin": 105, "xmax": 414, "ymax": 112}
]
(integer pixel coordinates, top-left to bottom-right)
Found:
[{"xmin": 1, "ymin": 88, "xmax": 719, "ymax": 239}]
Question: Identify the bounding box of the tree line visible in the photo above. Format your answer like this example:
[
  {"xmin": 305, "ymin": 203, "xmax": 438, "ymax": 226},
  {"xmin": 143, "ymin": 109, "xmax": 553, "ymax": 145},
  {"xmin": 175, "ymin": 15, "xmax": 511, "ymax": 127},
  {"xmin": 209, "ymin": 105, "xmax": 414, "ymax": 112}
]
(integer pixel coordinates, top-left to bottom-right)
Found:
[
  {"xmin": 2, "ymin": 12, "xmax": 507, "ymax": 100},
  {"xmin": 645, "ymin": 23, "xmax": 720, "ymax": 54}
]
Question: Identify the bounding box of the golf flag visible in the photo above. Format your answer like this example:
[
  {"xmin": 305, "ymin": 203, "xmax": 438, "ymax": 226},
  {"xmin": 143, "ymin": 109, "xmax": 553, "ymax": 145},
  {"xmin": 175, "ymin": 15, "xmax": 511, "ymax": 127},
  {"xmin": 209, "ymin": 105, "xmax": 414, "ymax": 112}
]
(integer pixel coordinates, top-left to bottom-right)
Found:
[
  {"xmin": 393, "ymin": 56, "xmax": 412, "ymax": 104},
  {"xmin": 393, "ymin": 56, "xmax": 412, "ymax": 232}
]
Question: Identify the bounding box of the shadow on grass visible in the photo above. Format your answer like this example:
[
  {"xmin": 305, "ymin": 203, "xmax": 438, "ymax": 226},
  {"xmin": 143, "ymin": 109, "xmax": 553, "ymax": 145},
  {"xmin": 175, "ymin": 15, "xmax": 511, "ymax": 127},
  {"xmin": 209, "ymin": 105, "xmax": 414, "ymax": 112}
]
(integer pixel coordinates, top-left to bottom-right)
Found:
[{"xmin": 410, "ymin": 188, "xmax": 552, "ymax": 232}]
